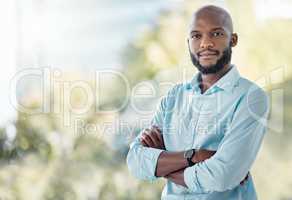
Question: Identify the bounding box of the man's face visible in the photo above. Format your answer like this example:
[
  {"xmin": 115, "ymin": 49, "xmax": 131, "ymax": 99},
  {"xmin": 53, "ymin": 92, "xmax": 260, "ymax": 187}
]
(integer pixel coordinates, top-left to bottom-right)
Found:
[{"xmin": 188, "ymin": 16, "xmax": 235, "ymax": 74}]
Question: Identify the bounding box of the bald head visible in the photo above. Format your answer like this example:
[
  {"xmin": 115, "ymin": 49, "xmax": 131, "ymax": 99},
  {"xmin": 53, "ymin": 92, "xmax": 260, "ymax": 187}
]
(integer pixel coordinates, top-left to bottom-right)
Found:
[
  {"xmin": 187, "ymin": 5, "xmax": 238, "ymax": 74},
  {"xmin": 190, "ymin": 5, "xmax": 233, "ymax": 34}
]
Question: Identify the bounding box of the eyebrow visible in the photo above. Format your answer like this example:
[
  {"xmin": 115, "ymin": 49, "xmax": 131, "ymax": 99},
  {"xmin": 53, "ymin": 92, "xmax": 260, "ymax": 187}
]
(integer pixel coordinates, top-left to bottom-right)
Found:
[
  {"xmin": 189, "ymin": 27, "xmax": 226, "ymax": 34},
  {"xmin": 211, "ymin": 27, "xmax": 225, "ymax": 32}
]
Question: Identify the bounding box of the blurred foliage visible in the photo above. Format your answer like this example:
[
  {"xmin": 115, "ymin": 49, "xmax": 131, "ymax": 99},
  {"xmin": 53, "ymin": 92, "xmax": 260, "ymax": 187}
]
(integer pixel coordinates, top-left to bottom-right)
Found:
[{"xmin": 0, "ymin": 0, "xmax": 292, "ymax": 200}]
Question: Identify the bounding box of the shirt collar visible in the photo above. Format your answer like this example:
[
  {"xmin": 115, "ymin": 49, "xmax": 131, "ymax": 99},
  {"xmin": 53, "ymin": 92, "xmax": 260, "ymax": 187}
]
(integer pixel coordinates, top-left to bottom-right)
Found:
[{"xmin": 189, "ymin": 65, "xmax": 241, "ymax": 94}]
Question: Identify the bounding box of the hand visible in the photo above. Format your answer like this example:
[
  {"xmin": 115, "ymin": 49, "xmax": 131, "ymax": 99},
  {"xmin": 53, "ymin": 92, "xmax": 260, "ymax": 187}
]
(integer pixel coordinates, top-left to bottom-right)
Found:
[
  {"xmin": 191, "ymin": 149, "xmax": 216, "ymax": 163},
  {"xmin": 140, "ymin": 126, "xmax": 165, "ymax": 150}
]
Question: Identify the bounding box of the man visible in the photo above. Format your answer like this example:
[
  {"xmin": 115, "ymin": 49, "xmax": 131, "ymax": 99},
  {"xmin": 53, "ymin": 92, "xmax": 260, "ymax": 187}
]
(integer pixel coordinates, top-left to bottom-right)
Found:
[{"xmin": 127, "ymin": 5, "xmax": 269, "ymax": 200}]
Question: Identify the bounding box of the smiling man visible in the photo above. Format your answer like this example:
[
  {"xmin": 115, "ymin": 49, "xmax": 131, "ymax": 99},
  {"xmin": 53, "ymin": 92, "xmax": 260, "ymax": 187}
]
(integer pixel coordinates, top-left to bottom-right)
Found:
[{"xmin": 127, "ymin": 5, "xmax": 269, "ymax": 200}]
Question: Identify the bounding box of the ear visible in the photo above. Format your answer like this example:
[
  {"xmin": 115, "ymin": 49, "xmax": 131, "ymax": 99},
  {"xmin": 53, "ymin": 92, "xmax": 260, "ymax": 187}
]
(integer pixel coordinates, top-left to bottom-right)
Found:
[{"xmin": 230, "ymin": 33, "xmax": 238, "ymax": 47}]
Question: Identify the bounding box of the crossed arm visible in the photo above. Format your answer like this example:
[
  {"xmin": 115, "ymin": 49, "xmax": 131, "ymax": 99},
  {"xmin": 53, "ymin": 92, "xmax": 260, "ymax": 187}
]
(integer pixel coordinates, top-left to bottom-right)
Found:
[
  {"xmin": 140, "ymin": 126, "xmax": 217, "ymax": 187},
  {"xmin": 140, "ymin": 126, "xmax": 248, "ymax": 188},
  {"xmin": 128, "ymin": 88, "xmax": 267, "ymax": 192}
]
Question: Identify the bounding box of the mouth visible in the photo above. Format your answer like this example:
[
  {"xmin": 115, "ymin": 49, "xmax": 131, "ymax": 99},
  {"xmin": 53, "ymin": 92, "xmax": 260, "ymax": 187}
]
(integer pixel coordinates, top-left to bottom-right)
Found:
[{"xmin": 198, "ymin": 51, "xmax": 219, "ymax": 60}]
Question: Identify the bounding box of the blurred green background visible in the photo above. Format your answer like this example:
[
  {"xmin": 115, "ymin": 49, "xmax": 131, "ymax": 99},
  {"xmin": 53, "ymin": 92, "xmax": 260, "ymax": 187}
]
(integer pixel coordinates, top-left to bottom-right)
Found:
[{"xmin": 0, "ymin": 0, "xmax": 291, "ymax": 199}]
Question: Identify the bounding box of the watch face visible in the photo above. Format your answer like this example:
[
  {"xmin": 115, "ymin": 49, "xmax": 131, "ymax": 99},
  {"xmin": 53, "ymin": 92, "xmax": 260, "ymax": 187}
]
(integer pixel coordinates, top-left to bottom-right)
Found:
[{"xmin": 185, "ymin": 149, "xmax": 194, "ymax": 158}]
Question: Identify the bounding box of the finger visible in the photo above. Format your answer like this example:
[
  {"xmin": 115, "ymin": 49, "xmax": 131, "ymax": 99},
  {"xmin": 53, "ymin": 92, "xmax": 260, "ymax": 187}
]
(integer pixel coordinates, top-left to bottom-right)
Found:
[
  {"xmin": 147, "ymin": 131, "xmax": 160, "ymax": 147},
  {"xmin": 152, "ymin": 128, "xmax": 164, "ymax": 146},
  {"xmin": 141, "ymin": 133, "xmax": 149, "ymax": 143},
  {"xmin": 150, "ymin": 128, "xmax": 161, "ymax": 142},
  {"xmin": 151, "ymin": 125, "xmax": 162, "ymax": 134},
  {"xmin": 140, "ymin": 139, "xmax": 148, "ymax": 147},
  {"xmin": 144, "ymin": 136, "xmax": 154, "ymax": 147},
  {"xmin": 141, "ymin": 128, "xmax": 150, "ymax": 135},
  {"xmin": 142, "ymin": 132, "xmax": 154, "ymax": 147},
  {"xmin": 140, "ymin": 135, "xmax": 147, "ymax": 145}
]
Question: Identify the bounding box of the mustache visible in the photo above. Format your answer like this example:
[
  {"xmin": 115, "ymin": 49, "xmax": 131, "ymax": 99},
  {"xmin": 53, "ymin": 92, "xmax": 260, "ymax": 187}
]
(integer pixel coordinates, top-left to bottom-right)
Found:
[{"xmin": 197, "ymin": 49, "xmax": 220, "ymax": 56}]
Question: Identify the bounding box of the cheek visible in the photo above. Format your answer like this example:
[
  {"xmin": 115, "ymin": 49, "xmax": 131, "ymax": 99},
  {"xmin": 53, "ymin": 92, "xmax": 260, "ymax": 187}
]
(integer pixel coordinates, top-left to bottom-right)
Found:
[
  {"xmin": 217, "ymin": 39, "xmax": 230, "ymax": 49},
  {"xmin": 215, "ymin": 41, "xmax": 230, "ymax": 54},
  {"xmin": 189, "ymin": 42, "xmax": 200, "ymax": 54}
]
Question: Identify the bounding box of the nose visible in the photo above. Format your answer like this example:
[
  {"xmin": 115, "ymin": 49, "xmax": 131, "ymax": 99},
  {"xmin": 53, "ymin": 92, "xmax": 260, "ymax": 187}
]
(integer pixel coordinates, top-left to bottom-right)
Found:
[{"xmin": 200, "ymin": 35, "xmax": 214, "ymax": 50}]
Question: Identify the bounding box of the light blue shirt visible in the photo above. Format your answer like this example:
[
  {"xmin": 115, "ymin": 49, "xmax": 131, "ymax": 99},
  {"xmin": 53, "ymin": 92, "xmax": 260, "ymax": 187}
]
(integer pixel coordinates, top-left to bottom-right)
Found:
[{"xmin": 127, "ymin": 66, "xmax": 270, "ymax": 200}]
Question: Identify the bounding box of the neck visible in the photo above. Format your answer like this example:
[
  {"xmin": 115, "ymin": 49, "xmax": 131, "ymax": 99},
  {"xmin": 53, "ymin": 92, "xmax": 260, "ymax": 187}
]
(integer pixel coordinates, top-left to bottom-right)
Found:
[{"xmin": 200, "ymin": 63, "xmax": 232, "ymax": 93}]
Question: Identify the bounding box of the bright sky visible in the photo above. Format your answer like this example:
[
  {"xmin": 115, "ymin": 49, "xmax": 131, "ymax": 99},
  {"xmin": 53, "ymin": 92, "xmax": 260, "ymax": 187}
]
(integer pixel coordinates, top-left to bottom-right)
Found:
[
  {"xmin": 16, "ymin": 0, "xmax": 179, "ymax": 70},
  {"xmin": 255, "ymin": 0, "xmax": 292, "ymax": 20}
]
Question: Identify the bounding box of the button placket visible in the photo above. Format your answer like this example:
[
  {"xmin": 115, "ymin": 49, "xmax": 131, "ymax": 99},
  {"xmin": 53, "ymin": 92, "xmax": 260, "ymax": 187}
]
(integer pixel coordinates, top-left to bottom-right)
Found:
[{"xmin": 190, "ymin": 94, "xmax": 203, "ymax": 149}]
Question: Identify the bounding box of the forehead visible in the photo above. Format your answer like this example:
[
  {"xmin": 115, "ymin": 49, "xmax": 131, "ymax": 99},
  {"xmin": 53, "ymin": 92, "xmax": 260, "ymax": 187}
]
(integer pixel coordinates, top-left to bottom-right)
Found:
[{"xmin": 189, "ymin": 12, "xmax": 231, "ymax": 33}]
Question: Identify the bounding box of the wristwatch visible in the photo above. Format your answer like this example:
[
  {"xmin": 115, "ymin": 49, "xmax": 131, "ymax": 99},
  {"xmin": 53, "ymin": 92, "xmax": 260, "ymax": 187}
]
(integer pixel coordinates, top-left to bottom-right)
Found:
[{"xmin": 184, "ymin": 149, "xmax": 196, "ymax": 167}]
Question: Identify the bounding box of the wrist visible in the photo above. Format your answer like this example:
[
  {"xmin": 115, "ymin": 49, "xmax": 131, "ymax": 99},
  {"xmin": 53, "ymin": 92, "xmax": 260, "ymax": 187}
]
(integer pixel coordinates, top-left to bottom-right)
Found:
[
  {"xmin": 191, "ymin": 150, "xmax": 199, "ymax": 163},
  {"xmin": 184, "ymin": 149, "xmax": 196, "ymax": 167}
]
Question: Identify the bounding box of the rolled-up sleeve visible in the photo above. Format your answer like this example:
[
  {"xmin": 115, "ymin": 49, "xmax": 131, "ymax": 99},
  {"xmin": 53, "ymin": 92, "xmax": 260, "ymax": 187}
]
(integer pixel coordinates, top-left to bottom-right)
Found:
[
  {"xmin": 126, "ymin": 86, "xmax": 177, "ymax": 181},
  {"xmin": 126, "ymin": 134, "xmax": 164, "ymax": 181},
  {"xmin": 184, "ymin": 87, "xmax": 270, "ymax": 192}
]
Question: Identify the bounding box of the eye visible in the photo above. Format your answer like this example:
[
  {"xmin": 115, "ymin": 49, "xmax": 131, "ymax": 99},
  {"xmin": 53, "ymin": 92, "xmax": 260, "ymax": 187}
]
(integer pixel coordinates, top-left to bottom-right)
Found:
[
  {"xmin": 211, "ymin": 31, "xmax": 224, "ymax": 37},
  {"xmin": 191, "ymin": 33, "xmax": 202, "ymax": 40}
]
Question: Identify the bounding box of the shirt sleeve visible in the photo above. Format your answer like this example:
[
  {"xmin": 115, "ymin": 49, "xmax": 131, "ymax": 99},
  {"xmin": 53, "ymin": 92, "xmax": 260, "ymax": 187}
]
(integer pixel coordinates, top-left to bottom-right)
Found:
[
  {"xmin": 184, "ymin": 86, "xmax": 270, "ymax": 192},
  {"xmin": 126, "ymin": 86, "xmax": 177, "ymax": 181}
]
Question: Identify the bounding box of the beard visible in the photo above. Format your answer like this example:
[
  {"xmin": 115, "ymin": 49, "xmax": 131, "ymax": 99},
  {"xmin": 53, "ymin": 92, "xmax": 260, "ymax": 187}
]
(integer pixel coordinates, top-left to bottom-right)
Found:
[{"xmin": 189, "ymin": 46, "xmax": 232, "ymax": 74}]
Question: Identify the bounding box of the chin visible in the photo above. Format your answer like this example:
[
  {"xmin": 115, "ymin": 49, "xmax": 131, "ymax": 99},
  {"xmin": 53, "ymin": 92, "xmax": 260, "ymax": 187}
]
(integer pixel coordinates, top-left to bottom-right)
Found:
[
  {"xmin": 199, "ymin": 60, "xmax": 217, "ymax": 67},
  {"xmin": 200, "ymin": 63, "xmax": 216, "ymax": 68}
]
